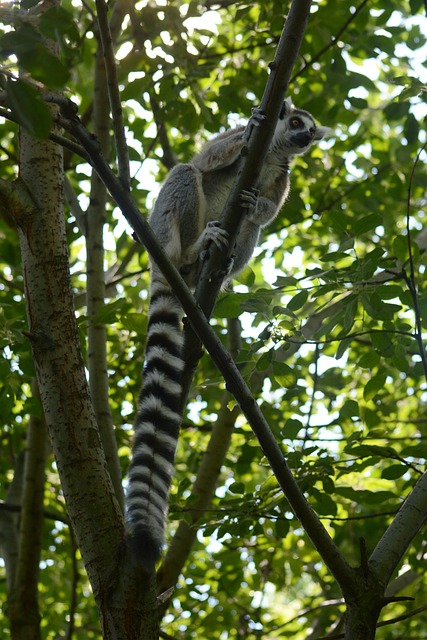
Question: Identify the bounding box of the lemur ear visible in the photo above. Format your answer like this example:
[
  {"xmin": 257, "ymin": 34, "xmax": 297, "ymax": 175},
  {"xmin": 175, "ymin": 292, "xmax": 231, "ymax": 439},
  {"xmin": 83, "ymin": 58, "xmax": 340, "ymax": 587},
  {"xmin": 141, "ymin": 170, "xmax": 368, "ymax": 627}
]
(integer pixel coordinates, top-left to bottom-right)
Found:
[
  {"xmin": 279, "ymin": 97, "xmax": 294, "ymax": 119},
  {"xmin": 313, "ymin": 125, "xmax": 333, "ymax": 141}
]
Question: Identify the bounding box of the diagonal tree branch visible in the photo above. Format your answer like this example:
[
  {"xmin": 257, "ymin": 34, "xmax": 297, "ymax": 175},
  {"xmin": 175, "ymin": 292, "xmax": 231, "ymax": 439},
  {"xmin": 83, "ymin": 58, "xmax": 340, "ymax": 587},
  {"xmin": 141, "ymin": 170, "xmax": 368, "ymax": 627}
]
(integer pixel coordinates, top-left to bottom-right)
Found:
[
  {"xmin": 58, "ymin": 97, "xmax": 353, "ymax": 596},
  {"xmin": 368, "ymin": 146, "xmax": 427, "ymax": 583},
  {"xmin": 291, "ymin": 0, "xmax": 370, "ymax": 82},
  {"xmin": 368, "ymin": 471, "xmax": 427, "ymax": 587},
  {"xmin": 157, "ymin": 0, "xmax": 330, "ymax": 593},
  {"xmin": 195, "ymin": 0, "xmax": 318, "ymax": 319},
  {"xmin": 179, "ymin": 0, "xmax": 323, "ymax": 404},
  {"xmin": 95, "ymin": 0, "xmax": 130, "ymax": 189}
]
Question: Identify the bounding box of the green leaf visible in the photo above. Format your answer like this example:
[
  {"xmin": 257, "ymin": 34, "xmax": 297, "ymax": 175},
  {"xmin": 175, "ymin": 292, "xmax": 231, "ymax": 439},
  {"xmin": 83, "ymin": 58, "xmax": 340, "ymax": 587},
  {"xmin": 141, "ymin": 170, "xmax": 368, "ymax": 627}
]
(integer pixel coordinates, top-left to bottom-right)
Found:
[
  {"xmin": 392, "ymin": 344, "xmax": 410, "ymax": 373},
  {"xmin": 214, "ymin": 293, "xmax": 243, "ymax": 317},
  {"xmin": 282, "ymin": 418, "xmax": 303, "ymax": 439},
  {"xmin": 39, "ymin": 6, "xmax": 80, "ymax": 43},
  {"xmin": 0, "ymin": 24, "xmax": 69, "ymax": 87},
  {"xmin": 376, "ymin": 284, "xmax": 406, "ymax": 300},
  {"xmin": 354, "ymin": 213, "xmax": 383, "ymax": 235},
  {"xmin": 335, "ymin": 486, "xmax": 365, "ymax": 503},
  {"xmin": 342, "ymin": 295, "xmax": 358, "ymax": 333},
  {"xmin": 357, "ymin": 351, "xmax": 381, "ymax": 369},
  {"xmin": 393, "ymin": 235, "xmax": 409, "ymax": 262},
  {"xmin": 371, "ymin": 332, "xmax": 396, "ymax": 359},
  {"xmin": 287, "ymin": 290, "xmax": 308, "ymax": 312},
  {"xmin": 357, "ymin": 247, "xmax": 385, "ymax": 279},
  {"xmin": 361, "ymin": 292, "xmax": 401, "ymax": 321},
  {"xmin": 321, "ymin": 475, "xmax": 335, "ymax": 494},
  {"xmin": 401, "ymin": 444, "xmax": 427, "ymax": 459},
  {"xmin": 0, "ymin": 24, "xmax": 40, "ymax": 55},
  {"xmin": 404, "ymin": 113, "xmax": 419, "ymax": 145},
  {"xmin": 272, "ymin": 361, "xmax": 297, "ymax": 388},
  {"xmin": 364, "ymin": 407, "xmax": 381, "ymax": 428},
  {"xmin": 228, "ymin": 482, "xmax": 245, "ymax": 495},
  {"xmin": 340, "ymin": 399, "xmax": 359, "ymax": 419},
  {"xmin": 6, "ymin": 79, "xmax": 52, "ymax": 139},
  {"xmin": 121, "ymin": 313, "xmax": 147, "ymax": 334},
  {"xmin": 274, "ymin": 275, "xmax": 298, "ymax": 288},
  {"xmin": 381, "ymin": 464, "xmax": 407, "ymax": 480},
  {"xmin": 363, "ymin": 490, "xmax": 397, "ymax": 504},
  {"xmin": 275, "ymin": 518, "xmax": 290, "ymax": 538},
  {"xmin": 0, "ymin": 387, "xmax": 15, "ymax": 419},
  {"xmin": 94, "ymin": 299, "xmax": 128, "ymax": 324},
  {"xmin": 363, "ymin": 373, "xmax": 387, "ymax": 401},
  {"xmin": 417, "ymin": 294, "xmax": 427, "ymax": 329},
  {"xmin": 349, "ymin": 444, "xmax": 395, "ymax": 458},
  {"xmin": 256, "ymin": 351, "xmax": 272, "ymax": 371},
  {"xmin": 312, "ymin": 491, "xmax": 338, "ymax": 516},
  {"xmin": 335, "ymin": 336, "xmax": 351, "ymax": 360},
  {"xmin": 20, "ymin": 49, "xmax": 70, "ymax": 87},
  {"xmin": 320, "ymin": 250, "xmax": 351, "ymax": 263}
]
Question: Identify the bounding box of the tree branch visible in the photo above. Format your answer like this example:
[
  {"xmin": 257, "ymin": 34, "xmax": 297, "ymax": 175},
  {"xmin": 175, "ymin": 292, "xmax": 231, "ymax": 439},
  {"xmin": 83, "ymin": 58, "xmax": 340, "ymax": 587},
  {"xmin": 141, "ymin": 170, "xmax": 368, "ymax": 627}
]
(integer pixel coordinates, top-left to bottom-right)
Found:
[
  {"xmin": 63, "ymin": 176, "xmax": 87, "ymax": 234},
  {"xmin": 0, "ymin": 175, "xmax": 37, "ymax": 225},
  {"xmin": 195, "ymin": 0, "xmax": 317, "ymax": 319},
  {"xmin": 85, "ymin": 18, "xmax": 125, "ymax": 511},
  {"xmin": 291, "ymin": 0, "xmax": 370, "ymax": 81},
  {"xmin": 12, "ymin": 87, "xmax": 155, "ymax": 635},
  {"xmin": 179, "ymin": 0, "xmax": 324, "ymax": 406},
  {"xmin": 95, "ymin": 0, "xmax": 130, "ymax": 189},
  {"xmin": 0, "ymin": 453, "xmax": 24, "ymax": 593},
  {"xmin": 157, "ymin": 391, "xmax": 240, "ymax": 598},
  {"xmin": 369, "ymin": 470, "xmax": 427, "ymax": 586},
  {"xmin": 404, "ymin": 141, "xmax": 427, "ymax": 381},
  {"xmin": 149, "ymin": 93, "xmax": 178, "ymax": 170},
  {"xmin": 8, "ymin": 380, "xmax": 47, "ymax": 640}
]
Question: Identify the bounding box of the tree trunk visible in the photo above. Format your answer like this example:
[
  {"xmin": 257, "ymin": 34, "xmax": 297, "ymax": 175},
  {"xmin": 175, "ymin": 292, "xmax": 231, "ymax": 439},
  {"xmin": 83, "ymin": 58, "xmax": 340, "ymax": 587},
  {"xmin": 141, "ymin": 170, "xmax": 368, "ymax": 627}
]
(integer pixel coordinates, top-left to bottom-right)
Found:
[{"xmin": 8, "ymin": 381, "xmax": 47, "ymax": 640}]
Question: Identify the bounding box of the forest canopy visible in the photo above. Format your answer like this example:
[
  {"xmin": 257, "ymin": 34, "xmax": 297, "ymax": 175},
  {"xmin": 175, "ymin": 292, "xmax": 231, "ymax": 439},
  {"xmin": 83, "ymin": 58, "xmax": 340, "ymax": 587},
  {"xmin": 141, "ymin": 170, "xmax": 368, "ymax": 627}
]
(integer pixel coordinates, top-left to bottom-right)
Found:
[{"xmin": 1, "ymin": 1, "xmax": 427, "ymax": 639}]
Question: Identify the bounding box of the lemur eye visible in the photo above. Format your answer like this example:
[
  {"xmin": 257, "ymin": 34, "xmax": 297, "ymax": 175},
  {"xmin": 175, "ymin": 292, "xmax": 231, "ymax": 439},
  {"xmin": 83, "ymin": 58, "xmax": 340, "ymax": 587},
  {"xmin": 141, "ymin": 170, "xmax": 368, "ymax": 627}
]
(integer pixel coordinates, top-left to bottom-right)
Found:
[{"xmin": 290, "ymin": 118, "xmax": 302, "ymax": 129}]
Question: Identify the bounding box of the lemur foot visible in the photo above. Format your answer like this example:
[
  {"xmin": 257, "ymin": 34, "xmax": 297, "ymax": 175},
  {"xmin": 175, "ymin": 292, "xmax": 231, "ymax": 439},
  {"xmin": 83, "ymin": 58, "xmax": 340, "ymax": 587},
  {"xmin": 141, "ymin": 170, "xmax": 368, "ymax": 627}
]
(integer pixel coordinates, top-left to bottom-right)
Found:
[
  {"xmin": 222, "ymin": 256, "xmax": 234, "ymax": 278},
  {"xmin": 202, "ymin": 221, "xmax": 229, "ymax": 250},
  {"xmin": 240, "ymin": 188, "xmax": 259, "ymax": 217},
  {"xmin": 212, "ymin": 257, "xmax": 234, "ymax": 281},
  {"xmin": 250, "ymin": 107, "xmax": 266, "ymax": 126}
]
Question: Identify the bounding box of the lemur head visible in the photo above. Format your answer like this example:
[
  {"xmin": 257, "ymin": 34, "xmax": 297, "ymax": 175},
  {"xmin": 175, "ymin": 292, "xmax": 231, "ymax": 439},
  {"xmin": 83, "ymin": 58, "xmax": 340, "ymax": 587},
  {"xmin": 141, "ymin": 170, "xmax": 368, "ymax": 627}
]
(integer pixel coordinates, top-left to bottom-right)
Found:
[{"xmin": 272, "ymin": 97, "xmax": 330, "ymax": 156}]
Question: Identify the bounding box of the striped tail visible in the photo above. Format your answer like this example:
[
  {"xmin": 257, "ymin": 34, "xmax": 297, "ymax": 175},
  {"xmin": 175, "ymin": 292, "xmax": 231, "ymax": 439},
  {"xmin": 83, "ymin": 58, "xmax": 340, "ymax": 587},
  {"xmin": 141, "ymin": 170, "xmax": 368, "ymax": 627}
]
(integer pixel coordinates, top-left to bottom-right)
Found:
[{"xmin": 126, "ymin": 271, "xmax": 184, "ymax": 568}]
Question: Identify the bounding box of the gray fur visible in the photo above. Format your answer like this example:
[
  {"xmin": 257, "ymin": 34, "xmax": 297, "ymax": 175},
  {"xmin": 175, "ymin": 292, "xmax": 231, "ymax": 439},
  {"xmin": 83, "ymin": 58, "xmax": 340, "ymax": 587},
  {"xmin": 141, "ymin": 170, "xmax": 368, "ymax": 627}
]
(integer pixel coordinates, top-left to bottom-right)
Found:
[{"xmin": 126, "ymin": 100, "xmax": 329, "ymax": 567}]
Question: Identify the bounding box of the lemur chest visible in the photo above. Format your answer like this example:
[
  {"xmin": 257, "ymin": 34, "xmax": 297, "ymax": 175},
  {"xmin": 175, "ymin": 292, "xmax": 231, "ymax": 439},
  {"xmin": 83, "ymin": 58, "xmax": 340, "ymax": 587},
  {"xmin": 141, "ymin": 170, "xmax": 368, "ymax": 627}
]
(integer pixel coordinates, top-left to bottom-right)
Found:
[
  {"xmin": 201, "ymin": 158, "xmax": 288, "ymax": 220},
  {"xmin": 202, "ymin": 166, "xmax": 239, "ymax": 220},
  {"xmin": 259, "ymin": 158, "xmax": 289, "ymax": 190}
]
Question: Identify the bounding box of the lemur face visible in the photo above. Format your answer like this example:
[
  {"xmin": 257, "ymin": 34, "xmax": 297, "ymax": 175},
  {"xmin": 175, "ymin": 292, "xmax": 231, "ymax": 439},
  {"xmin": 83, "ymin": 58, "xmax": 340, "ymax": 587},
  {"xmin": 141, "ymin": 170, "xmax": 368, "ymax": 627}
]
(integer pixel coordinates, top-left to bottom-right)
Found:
[{"xmin": 273, "ymin": 99, "xmax": 330, "ymax": 156}]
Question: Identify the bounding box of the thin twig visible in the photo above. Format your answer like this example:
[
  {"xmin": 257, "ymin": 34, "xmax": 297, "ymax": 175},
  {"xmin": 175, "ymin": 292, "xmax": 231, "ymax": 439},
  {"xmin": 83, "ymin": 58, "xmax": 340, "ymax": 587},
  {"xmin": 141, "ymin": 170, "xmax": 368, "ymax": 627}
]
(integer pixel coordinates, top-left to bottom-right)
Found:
[
  {"xmin": 404, "ymin": 141, "xmax": 427, "ymax": 382},
  {"xmin": 63, "ymin": 175, "xmax": 87, "ymax": 234},
  {"xmin": 0, "ymin": 106, "xmax": 89, "ymax": 159},
  {"xmin": 317, "ymin": 603, "xmax": 427, "ymax": 639},
  {"xmin": 302, "ymin": 343, "xmax": 319, "ymax": 449},
  {"xmin": 292, "ymin": 0, "xmax": 370, "ymax": 81},
  {"xmin": 149, "ymin": 93, "xmax": 177, "ymax": 170},
  {"xmin": 95, "ymin": 0, "xmax": 130, "ymax": 189},
  {"xmin": 65, "ymin": 526, "xmax": 79, "ymax": 640}
]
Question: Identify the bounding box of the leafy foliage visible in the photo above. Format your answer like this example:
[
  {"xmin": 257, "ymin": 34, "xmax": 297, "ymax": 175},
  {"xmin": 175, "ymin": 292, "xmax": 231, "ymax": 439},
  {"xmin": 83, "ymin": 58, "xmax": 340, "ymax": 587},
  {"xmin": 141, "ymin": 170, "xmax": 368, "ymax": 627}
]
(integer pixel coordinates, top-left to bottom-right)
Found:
[{"xmin": 1, "ymin": 1, "xmax": 427, "ymax": 638}]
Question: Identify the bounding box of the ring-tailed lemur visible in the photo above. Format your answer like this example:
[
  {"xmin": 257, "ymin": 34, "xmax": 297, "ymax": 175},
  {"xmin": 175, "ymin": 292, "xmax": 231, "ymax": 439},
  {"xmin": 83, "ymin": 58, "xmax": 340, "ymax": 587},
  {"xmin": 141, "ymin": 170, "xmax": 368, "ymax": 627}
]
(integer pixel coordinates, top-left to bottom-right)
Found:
[{"xmin": 126, "ymin": 98, "xmax": 329, "ymax": 567}]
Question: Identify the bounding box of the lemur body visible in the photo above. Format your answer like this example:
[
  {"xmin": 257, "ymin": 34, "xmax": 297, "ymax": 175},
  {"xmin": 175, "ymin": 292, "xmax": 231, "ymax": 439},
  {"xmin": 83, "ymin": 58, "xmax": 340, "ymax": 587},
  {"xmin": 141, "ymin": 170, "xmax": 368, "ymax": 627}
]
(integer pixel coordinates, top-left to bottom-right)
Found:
[{"xmin": 126, "ymin": 99, "xmax": 329, "ymax": 567}]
